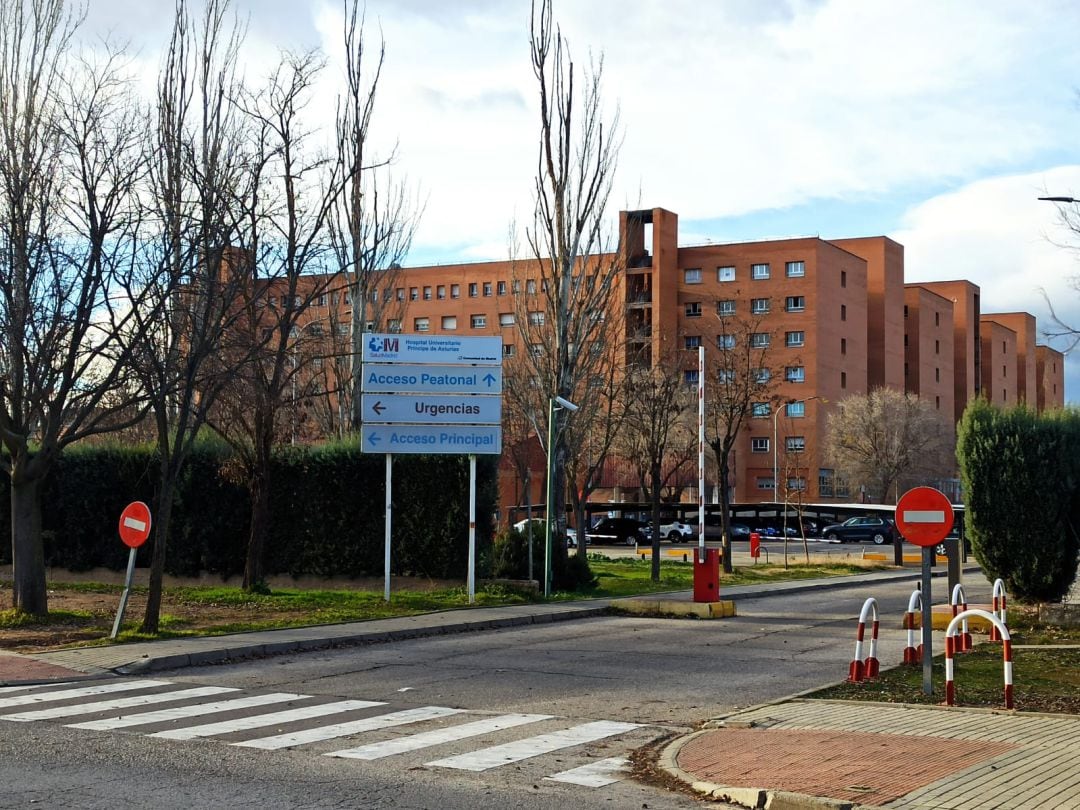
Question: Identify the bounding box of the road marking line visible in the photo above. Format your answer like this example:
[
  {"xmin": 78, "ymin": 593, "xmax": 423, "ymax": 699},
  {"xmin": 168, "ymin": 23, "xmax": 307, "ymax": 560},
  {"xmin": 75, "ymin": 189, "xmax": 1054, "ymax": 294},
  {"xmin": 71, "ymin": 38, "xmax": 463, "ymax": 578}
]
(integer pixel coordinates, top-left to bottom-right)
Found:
[
  {"xmin": 327, "ymin": 713, "xmax": 553, "ymax": 760},
  {"xmin": 1, "ymin": 686, "xmax": 237, "ymax": 721},
  {"xmin": 0, "ymin": 680, "xmax": 171, "ymax": 710},
  {"xmin": 902, "ymin": 510, "xmax": 945, "ymax": 523},
  {"xmin": 234, "ymin": 706, "xmax": 465, "ymax": 751},
  {"xmin": 545, "ymin": 756, "xmax": 631, "ymax": 787},
  {"xmin": 0, "ymin": 683, "xmax": 73, "ymax": 695},
  {"xmin": 149, "ymin": 699, "xmax": 385, "ymax": 740},
  {"xmin": 67, "ymin": 692, "xmax": 307, "ymax": 730},
  {"xmin": 426, "ymin": 720, "xmax": 642, "ymax": 771}
]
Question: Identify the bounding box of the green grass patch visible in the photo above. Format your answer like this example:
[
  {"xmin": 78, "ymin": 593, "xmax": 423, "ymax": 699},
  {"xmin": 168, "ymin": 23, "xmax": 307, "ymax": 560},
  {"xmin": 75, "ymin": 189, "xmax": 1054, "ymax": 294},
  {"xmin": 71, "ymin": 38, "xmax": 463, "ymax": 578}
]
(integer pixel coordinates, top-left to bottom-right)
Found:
[
  {"xmin": 809, "ymin": 644, "xmax": 1080, "ymax": 714},
  {"xmin": 0, "ymin": 608, "xmax": 98, "ymax": 628}
]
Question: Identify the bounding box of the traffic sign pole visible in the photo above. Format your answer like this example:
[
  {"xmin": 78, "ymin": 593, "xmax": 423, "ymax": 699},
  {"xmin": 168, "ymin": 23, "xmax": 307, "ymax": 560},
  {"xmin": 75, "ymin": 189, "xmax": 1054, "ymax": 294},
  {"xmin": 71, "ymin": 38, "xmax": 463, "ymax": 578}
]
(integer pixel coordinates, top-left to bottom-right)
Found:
[
  {"xmin": 468, "ymin": 454, "xmax": 477, "ymax": 604},
  {"xmin": 921, "ymin": 546, "xmax": 933, "ymax": 695},
  {"xmin": 110, "ymin": 547, "xmax": 139, "ymax": 640}
]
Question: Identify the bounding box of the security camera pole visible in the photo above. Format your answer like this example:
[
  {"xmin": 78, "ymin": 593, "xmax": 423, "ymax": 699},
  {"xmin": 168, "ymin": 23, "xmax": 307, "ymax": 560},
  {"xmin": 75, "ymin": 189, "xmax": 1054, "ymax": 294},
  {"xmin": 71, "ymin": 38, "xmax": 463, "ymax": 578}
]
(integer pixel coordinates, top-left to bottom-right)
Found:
[{"xmin": 544, "ymin": 395, "xmax": 578, "ymax": 596}]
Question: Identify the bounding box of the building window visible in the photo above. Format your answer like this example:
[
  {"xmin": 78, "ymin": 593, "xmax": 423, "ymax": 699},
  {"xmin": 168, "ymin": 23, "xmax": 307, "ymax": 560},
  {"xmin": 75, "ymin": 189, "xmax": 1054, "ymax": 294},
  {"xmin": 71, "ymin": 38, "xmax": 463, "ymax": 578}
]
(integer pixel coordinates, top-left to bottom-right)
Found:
[
  {"xmin": 313, "ymin": 357, "xmax": 323, "ymax": 370},
  {"xmin": 414, "ymin": 317, "xmax": 430, "ymax": 332},
  {"xmin": 718, "ymin": 266, "xmax": 735, "ymax": 282},
  {"xmin": 531, "ymin": 343, "xmax": 543, "ymax": 357},
  {"xmin": 936, "ymin": 367, "xmax": 941, "ymax": 382},
  {"xmin": 904, "ymin": 304, "xmax": 909, "ymax": 318},
  {"xmin": 684, "ymin": 268, "xmax": 702, "ymax": 284},
  {"xmin": 437, "ymin": 285, "xmax": 446, "ymax": 300},
  {"xmin": 840, "ymin": 304, "xmax": 847, "ymax": 321},
  {"xmin": 751, "ymin": 437, "xmax": 769, "ymax": 453},
  {"xmin": 785, "ymin": 366, "xmax": 805, "ymax": 383},
  {"xmin": 751, "ymin": 402, "xmax": 770, "ymax": 418},
  {"xmin": 750, "ymin": 332, "xmax": 770, "ymax": 348},
  {"xmin": 685, "ymin": 302, "xmax": 702, "ymax": 317},
  {"xmin": 503, "ymin": 344, "xmax": 515, "ymax": 357},
  {"xmin": 785, "ymin": 401, "xmax": 806, "ymax": 417},
  {"xmin": 904, "ymin": 334, "xmax": 909, "ymax": 347},
  {"xmin": 754, "ymin": 368, "xmax": 771, "ymax": 383},
  {"xmin": 317, "ymin": 294, "xmax": 327, "ymax": 307},
  {"xmin": 785, "ymin": 331, "xmax": 805, "ymax": 347},
  {"xmin": 684, "ymin": 369, "xmax": 700, "ymax": 385},
  {"xmin": 752, "ymin": 263, "xmax": 770, "ymax": 280},
  {"xmin": 786, "ymin": 436, "xmax": 805, "ymax": 453},
  {"xmin": 395, "ymin": 288, "xmax": 405, "ymax": 302},
  {"xmin": 787, "ymin": 477, "xmax": 807, "ymax": 492},
  {"xmin": 468, "ymin": 283, "xmax": 478, "ymax": 297},
  {"xmin": 423, "ymin": 286, "xmax": 432, "ymax": 300},
  {"xmin": 685, "ymin": 335, "xmax": 702, "ymax": 350},
  {"xmin": 717, "ymin": 300, "xmax": 736, "ymax": 316},
  {"xmin": 471, "ymin": 314, "xmax": 486, "ymax": 328},
  {"xmin": 840, "ymin": 270, "xmax": 847, "ymax": 288},
  {"xmin": 935, "ymin": 312, "xmax": 940, "ymax": 326},
  {"xmin": 451, "ymin": 284, "xmax": 460, "ymax": 299},
  {"xmin": 499, "ymin": 312, "xmax": 515, "ymax": 326},
  {"xmin": 497, "ymin": 281, "xmax": 507, "ymax": 295},
  {"xmin": 717, "ymin": 334, "xmax": 736, "ymax": 349},
  {"xmin": 441, "ymin": 315, "xmax": 457, "ymax": 330},
  {"xmin": 819, "ymin": 468, "xmax": 835, "ymax": 497},
  {"xmin": 387, "ymin": 319, "xmax": 402, "ymax": 333},
  {"xmin": 785, "ymin": 296, "xmax": 805, "ymax": 312},
  {"xmin": 364, "ymin": 321, "xmax": 374, "ymax": 333},
  {"xmin": 935, "ymin": 395, "xmax": 940, "ymax": 409},
  {"xmin": 337, "ymin": 324, "xmax": 351, "ymax": 336},
  {"xmin": 751, "ymin": 297, "xmax": 770, "ymax": 314},
  {"xmin": 716, "ymin": 368, "xmax": 735, "ymax": 383},
  {"xmin": 841, "ymin": 370, "xmax": 847, "ymax": 388},
  {"xmin": 483, "ymin": 282, "xmax": 493, "ymax": 297},
  {"xmin": 526, "ymin": 279, "xmax": 537, "ymax": 294},
  {"xmin": 935, "ymin": 339, "xmax": 940, "ymax": 354},
  {"xmin": 528, "ymin": 311, "xmax": 545, "ymax": 326},
  {"xmin": 757, "ymin": 476, "xmax": 775, "ymax": 491},
  {"xmin": 409, "ymin": 287, "xmax": 419, "ymax": 301},
  {"xmin": 786, "ymin": 261, "xmax": 805, "ymax": 277},
  {"xmin": 841, "ymin": 337, "xmax": 847, "ymax": 354}
]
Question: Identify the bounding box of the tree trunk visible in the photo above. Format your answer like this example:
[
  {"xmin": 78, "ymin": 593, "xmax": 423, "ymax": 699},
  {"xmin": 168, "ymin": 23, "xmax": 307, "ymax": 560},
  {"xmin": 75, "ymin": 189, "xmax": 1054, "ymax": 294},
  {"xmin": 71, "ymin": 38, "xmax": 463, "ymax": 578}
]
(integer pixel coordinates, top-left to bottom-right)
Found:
[
  {"xmin": 10, "ymin": 473, "xmax": 47, "ymax": 615},
  {"xmin": 718, "ymin": 459, "xmax": 734, "ymax": 574},
  {"xmin": 141, "ymin": 473, "xmax": 176, "ymax": 634},
  {"xmin": 244, "ymin": 464, "xmax": 270, "ymax": 591}
]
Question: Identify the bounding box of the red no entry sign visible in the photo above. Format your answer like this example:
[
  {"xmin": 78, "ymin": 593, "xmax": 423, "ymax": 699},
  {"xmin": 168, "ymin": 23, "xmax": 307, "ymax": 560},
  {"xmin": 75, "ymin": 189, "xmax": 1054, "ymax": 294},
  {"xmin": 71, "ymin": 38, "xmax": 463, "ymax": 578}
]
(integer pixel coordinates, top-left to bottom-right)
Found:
[
  {"xmin": 895, "ymin": 487, "xmax": 954, "ymax": 547},
  {"xmin": 118, "ymin": 501, "xmax": 152, "ymax": 548}
]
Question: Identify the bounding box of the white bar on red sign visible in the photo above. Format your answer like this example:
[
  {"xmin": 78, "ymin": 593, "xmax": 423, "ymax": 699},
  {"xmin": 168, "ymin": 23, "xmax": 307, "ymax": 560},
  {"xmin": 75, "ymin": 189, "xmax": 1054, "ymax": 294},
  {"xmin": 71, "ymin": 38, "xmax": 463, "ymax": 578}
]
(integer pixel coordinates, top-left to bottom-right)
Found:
[{"xmin": 902, "ymin": 510, "xmax": 946, "ymax": 523}]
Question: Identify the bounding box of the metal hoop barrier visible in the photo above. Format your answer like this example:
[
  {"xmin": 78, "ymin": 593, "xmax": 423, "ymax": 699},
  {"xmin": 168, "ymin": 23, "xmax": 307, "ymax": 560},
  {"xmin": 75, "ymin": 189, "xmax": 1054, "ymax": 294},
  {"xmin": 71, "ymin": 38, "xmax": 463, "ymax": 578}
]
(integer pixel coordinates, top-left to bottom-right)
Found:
[
  {"xmin": 946, "ymin": 609, "xmax": 1013, "ymax": 709},
  {"xmin": 990, "ymin": 579, "xmax": 1008, "ymax": 642},
  {"xmin": 847, "ymin": 597, "xmax": 880, "ymax": 682},
  {"xmin": 950, "ymin": 583, "xmax": 972, "ymax": 652},
  {"xmin": 902, "ymin": 588, "xmax": 923, "ymax": 665}
]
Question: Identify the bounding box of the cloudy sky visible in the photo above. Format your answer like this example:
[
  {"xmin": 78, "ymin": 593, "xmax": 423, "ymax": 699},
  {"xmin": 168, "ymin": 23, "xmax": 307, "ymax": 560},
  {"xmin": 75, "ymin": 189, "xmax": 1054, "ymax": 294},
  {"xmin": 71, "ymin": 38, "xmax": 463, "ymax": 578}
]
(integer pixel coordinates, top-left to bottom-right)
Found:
[{"xmin": 83, "ymin": 0, "xmax": 1080, "ymax": 400}]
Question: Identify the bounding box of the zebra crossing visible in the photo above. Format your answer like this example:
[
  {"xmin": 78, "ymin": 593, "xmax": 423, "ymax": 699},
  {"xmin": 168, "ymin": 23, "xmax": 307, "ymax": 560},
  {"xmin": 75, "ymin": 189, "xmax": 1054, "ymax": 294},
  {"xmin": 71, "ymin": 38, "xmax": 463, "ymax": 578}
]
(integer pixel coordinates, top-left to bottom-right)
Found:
[{"xmin": 0, "ymin": 679, "xmax": 654, "ymax": 789}]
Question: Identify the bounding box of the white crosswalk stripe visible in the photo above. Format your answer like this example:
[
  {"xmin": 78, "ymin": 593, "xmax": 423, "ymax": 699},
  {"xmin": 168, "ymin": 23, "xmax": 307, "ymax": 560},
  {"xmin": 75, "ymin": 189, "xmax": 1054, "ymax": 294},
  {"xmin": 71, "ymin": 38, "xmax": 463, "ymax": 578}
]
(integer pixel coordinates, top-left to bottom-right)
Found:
[
  {"xmin": 67, "ymin": 692, "xmax": 307, "ymax": 731},
  {"xmin": 234, "ymin": 705, "xmax": 466, "ymax": 751},
  {"xmin": 426, "ymin": 720, "xmax": 643, "ymax": 771},
  {"xmin": 0, "ymin": 680, "xmax": 170, "ymax": 710},
  {"xmin": 327, "ymin": 713, "xmax": 553, "ymax": 760},
  {"xmin": 545, "ymin": 756, "xmax": 631, "ymax": 787},
  {"xmin": 1, "ymin": 679, "xmax": 652, "ymax": 790},
  {"xmin": 1, "ymin": 686, "xmax": 238, "ymax": 721},
  {"xmin": 149, "ymin": 699, "xmax": 385, "ymax": 740}
]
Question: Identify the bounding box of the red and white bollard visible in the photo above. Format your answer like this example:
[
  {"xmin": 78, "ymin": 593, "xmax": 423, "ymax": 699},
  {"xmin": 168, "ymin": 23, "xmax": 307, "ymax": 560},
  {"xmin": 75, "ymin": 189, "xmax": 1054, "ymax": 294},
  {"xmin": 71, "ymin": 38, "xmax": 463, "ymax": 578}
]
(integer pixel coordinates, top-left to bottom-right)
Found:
[
  {"xmin": 902, "ymin": 588, "xmax": 923, "ymax": 666},
  {"xmin": 847, "ymin": 597, "xmax": 880, "ymax": 682},
  {"xmin": 951, "ymin": 583, "xmax": 972, "ymax": 652},
  {"xmin": 946, "ymin": 608, "xmax": 1013, "ymax": 709},
  {"xmin": 990, "ymin": 579, "xmax": 1008, "ymax": 642}
]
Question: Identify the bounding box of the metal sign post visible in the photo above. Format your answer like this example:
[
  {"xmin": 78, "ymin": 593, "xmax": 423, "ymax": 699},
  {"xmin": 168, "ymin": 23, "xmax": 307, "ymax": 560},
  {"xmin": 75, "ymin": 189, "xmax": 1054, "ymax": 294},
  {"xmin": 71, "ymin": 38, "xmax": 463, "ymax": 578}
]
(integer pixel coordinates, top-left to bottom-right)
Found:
[{"xmin": 921, "ymin": 546, "xmax": 933, "ymax": 695}]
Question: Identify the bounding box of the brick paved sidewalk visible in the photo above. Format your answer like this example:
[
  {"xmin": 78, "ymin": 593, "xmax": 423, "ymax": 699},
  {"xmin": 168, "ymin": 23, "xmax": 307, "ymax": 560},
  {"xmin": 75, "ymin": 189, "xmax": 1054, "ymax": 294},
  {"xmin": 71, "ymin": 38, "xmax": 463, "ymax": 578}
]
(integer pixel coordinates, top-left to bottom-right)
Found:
[
  {"xmin": 663, "ymin": 699, "xmax": 1080, "ymax": 810},
  {"xmin": 0, "ymin": 650, "xmax": 92, "ymax": 684}
]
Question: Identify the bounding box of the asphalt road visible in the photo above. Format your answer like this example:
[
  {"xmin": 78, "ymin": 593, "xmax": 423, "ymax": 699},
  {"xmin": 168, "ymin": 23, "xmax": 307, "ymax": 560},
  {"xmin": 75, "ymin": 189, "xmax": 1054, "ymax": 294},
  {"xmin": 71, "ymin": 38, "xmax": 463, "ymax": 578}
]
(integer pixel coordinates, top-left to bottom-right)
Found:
[{"xmin": 2, "ymin": 573, "xmax": 996, "ymax": 809}]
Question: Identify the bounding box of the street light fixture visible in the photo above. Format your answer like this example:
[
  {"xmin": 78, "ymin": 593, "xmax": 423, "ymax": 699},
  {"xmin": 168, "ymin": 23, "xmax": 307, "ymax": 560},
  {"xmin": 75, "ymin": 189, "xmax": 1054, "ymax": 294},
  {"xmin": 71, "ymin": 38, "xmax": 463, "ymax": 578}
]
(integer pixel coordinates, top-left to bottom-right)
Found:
[
  {"xmin": 1038, "ymin": 196, "xmax": 1079, "ymax": 203},
  {"xmin": 543, "ymin": 394, "xmax": 578, "ymax": 597},
  {"xmin": 773, "ymin": 396, "xmax": 822, "ymax": 506}
]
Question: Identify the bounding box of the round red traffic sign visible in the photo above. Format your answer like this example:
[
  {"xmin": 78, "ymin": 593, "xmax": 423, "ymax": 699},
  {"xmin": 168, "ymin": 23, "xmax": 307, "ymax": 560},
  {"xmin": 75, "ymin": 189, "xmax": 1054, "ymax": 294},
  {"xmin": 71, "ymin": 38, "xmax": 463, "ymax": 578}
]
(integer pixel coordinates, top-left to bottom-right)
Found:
[
  {"xmin": 895, "ymin": 487, "xmax": 954, "ymax": 547},
  {"xmin": 118, "ymin": 501, "xmax": 152, "ymax": 549}
]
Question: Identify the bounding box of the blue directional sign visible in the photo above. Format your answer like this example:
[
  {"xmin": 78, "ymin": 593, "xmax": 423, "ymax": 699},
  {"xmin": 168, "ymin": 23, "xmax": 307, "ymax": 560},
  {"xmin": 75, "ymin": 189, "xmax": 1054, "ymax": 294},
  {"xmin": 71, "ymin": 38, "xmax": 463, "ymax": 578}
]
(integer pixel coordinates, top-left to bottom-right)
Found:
[
  {"xmin": 364, "ymin": 425, "xmax": 502, "ymax": 455},
  {"xmin": 362, "ymin": 334, "xmax": 501, "ymax": 366},
  {"xmin": 362, "ymin": 394, "xmax": 501, "ymax": 425},
  {"xmin": 361, "ymin": 364, "xmax": 502, "ymax": 395}
]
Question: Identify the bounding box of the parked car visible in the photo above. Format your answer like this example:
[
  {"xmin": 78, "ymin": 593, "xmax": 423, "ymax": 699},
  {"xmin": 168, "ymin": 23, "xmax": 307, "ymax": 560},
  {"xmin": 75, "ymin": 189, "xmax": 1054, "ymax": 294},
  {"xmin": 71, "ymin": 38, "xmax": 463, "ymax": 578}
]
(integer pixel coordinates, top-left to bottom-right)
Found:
[
  {"xmin": 820, "ymin": 516, "xmax": 899, "ymax": 544},
  {"xmin": 640, "ymin": 519, "xmax": 695, "ymax": 542},
  {"xmin": 586, "ymin": 517, "xmax": 647, "ymax": 546},
  {"xmin": 701, "ymin": 516, "xmax": 751, "ymax": 540},
  {"xmin": 512, "ymin": 518, "xmax": 581, "ymax": 547}
]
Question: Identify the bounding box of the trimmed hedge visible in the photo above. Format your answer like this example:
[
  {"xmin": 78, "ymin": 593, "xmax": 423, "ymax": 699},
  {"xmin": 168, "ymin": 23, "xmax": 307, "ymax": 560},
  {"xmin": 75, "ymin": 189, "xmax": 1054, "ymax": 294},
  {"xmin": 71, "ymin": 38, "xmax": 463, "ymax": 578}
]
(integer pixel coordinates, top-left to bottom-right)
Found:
[{"xmin": 0, "ymin": 441, "xmax": 497, "ymax": 581}]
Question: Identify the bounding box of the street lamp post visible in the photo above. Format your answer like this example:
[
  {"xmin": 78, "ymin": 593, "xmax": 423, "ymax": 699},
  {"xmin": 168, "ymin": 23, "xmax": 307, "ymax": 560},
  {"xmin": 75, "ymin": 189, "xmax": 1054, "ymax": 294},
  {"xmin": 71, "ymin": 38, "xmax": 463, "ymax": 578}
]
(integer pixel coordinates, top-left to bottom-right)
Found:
[{"xmin": 543, "ymin": 395, "xmax": 578, "ymax": 597}]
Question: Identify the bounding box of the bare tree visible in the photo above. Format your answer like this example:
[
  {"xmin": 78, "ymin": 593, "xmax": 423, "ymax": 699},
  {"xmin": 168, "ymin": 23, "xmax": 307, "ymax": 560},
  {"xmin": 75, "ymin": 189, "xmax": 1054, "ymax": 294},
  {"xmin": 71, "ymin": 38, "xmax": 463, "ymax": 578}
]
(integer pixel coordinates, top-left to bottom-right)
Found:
[
  {"xmin": 620, "ymin": 349, "xmax": 696, "ymax": 581},
  {"xmin": 825, "ymin": 387, "xmax": 954, "ymax": 504},
  {"xmin": 516, "ymin": 0, "xmax": 623, "ymax": 588},
  {"xmin": 0, "ymin": 0, "xmax": 156, "ymax": 615},
  {"xmin": 703, "ymin": 310, "xmax": 783, "ymax": 573},
  {"xmin": 123, "ymin": 0, "xmax": 253, "ymax": 632},
  {"xmin": 211, "ymin": 50, "xmax": 344, "ymax": 591},
  {"xmin": 330, "ymin": 0, "xmax": 421, "ymax": 431}
]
